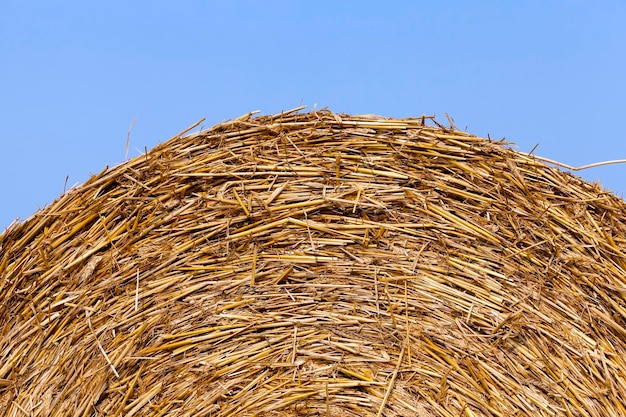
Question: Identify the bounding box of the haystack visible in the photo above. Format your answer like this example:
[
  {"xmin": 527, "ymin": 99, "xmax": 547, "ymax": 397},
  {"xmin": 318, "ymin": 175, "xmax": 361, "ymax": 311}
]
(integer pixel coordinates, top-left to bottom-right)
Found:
[{"xmin": 1, "ymin": 108, "xmax": 626, "ymax": 416}]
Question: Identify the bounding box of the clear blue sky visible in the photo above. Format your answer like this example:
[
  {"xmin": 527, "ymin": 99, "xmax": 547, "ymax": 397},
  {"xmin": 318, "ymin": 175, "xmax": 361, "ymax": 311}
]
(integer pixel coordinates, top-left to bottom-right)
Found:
[{"xmin": 2, "ymin": 1, "xmax": 625, "ymax": 231}]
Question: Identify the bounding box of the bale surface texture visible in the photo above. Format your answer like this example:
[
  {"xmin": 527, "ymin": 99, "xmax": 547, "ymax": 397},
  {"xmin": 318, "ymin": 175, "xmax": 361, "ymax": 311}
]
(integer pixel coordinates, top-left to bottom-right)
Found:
[{"xmin": 2, "ymin": 109, "xmax": 626, "ymax": 416}]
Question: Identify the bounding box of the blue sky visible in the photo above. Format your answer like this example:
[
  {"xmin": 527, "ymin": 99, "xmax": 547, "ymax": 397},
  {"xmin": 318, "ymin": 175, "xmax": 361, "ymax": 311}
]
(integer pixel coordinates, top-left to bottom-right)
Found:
[{"xmin": 1, "ymin": 1, "xmax": 625, "ymax": 230}]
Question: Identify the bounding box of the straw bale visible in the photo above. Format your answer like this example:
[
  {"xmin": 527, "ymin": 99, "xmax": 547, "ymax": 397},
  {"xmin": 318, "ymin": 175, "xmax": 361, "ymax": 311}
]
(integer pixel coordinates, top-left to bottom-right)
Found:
[{"xmin": 2, "ymin": 108, "xmax": 626, "ymax": 416}]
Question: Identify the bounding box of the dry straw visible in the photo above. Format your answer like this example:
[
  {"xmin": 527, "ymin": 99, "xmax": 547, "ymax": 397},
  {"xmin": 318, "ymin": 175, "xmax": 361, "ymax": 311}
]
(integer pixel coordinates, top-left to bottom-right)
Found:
[{"xmin": 2, "ymin": 108, "xmax": 626, "ymax": 416}]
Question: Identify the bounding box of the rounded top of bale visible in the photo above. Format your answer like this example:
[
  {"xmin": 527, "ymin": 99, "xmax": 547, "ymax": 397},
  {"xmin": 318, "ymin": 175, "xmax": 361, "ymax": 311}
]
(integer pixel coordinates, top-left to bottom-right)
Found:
[{"xmin": 2, "ymin": 108, "xmax": 626, "ymax": 416}]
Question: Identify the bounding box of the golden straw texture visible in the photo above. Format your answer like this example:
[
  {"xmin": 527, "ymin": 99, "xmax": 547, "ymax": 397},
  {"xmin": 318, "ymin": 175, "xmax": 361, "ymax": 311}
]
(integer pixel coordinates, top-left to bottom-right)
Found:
[{"xmin": 2, "ymin": 108, "xmax": 626, "ymax": 416}]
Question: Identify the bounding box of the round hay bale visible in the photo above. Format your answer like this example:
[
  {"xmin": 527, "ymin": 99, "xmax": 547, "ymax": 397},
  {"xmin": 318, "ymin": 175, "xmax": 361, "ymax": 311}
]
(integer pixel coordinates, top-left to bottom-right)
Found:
[{"xmin": 1, "ymin": 109, "xmax": 626, "ymax": 416}]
